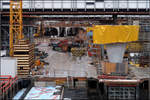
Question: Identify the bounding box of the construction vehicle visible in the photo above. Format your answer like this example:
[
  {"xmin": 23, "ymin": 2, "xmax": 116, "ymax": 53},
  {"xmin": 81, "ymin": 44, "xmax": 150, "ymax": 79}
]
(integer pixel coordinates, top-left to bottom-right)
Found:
[
  {"xmin": 34, "ymin": 21, "xmax": 45, "ymax": 37},
  {"xmin": 35, "ymin": 59, "xmax": 44, "ymax": 68},
  {"xmin": 51, "ymin": 39, "xmax": 81, "ymax": 52}
]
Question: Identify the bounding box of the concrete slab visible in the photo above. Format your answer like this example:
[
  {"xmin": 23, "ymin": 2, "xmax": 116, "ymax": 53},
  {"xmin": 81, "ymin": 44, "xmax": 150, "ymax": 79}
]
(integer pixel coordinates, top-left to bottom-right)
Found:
[{"xmin": 37, "ymin": 42, "xmax": 97, "ymax": 78}]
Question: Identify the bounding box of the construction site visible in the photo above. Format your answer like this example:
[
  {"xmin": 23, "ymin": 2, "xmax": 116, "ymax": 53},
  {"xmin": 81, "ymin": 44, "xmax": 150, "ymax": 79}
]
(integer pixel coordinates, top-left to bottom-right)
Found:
[{"xmin": 0, "ymin": 0, "xmax": 150, "ymax": 100}]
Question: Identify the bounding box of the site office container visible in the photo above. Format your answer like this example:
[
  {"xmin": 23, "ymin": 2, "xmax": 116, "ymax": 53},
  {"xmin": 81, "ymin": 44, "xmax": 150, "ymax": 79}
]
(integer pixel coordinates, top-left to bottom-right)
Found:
[{"xmin": 1, "ymin": 57, "xmax": 17, "ymax": 78}]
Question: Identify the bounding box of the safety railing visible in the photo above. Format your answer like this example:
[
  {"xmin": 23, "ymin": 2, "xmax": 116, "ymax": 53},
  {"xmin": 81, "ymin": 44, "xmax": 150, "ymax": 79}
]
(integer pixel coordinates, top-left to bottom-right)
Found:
[{"xmin": 0, "ymin": 75, "xmax": 18, "ymax": 95}]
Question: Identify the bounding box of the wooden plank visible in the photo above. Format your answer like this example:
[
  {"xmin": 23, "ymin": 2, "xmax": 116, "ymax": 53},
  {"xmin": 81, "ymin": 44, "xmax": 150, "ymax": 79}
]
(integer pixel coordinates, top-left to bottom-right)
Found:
[
  {"xmin": 14, "ymin": 55, "xmax": 30, "ymax": 57},
  {"xmin": 18, "ymin": 70, "xmax": 30, "ymax": 73},
  {"xmin": 17, "ymin": 64, "xmax": 31, "ymax": 67},
  {"xmin": 14, "ymin": 56, "xmax": 34, "ymax": 59},
  {"xmin": 101, "ymin": 61, "xmax": 128, "ymax": 75},
  {"xmin": 17, "ymin": 63, "xmax": 35, "ymax": 67},
  {"xmin": 18, "ymin": 73, "xmax": 29, "ymax": 75}
]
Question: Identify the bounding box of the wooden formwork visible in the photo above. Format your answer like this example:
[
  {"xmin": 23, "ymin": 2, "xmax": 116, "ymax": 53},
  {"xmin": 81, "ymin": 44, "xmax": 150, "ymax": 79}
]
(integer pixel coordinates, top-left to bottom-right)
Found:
[
  {"xmin": 13, "ymin": 39, "xmax": 35, "ymax": 76},
  {"xmin": 101, "ymin": 61, "xmax": 128, "ymax": 75}
]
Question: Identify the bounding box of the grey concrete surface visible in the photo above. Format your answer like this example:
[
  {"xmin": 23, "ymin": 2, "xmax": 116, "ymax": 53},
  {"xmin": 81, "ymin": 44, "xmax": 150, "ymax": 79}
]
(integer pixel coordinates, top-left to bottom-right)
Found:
[{"xmin": 37, "ymin": 43, "xmax": 97, "ymax": 78}]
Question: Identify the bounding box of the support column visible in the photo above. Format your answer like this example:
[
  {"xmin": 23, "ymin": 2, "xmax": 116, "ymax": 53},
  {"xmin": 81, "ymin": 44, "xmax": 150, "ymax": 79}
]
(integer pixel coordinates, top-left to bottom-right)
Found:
[
  {"xmin": 113, "ymin": 15, "xmax": 118, "ymax": 25},
  {"xmin": 66, "ymin": 27, "xmax": 69, "ymax": 36},
  {"xmin": 56, "ymin": 27, "xmax": 60, "ymax": 37},
  {"xmin": 106, "ymin": 43, "xmax": 126, "ymax": 63},
  {"xmin": 29, "ymin": 27, "xmax": 34, "ymax": 42}
]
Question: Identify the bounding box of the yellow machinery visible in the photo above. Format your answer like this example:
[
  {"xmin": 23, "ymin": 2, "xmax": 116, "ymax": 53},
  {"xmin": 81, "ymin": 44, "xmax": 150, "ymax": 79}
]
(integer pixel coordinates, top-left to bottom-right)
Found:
[
  {"xmin": 35, "ymin": 59, "xmax": 44, "ymax": 68},
  {"xmin": 34, "ymin": 21, "xmax": 45, "ymax": 37},
  {"xmin": 9, "ymin": 0, "xmax": 24, "ymax": 56},
  {"xmin": 33, "ymin": 26, "xmax": 41, "ymax": 37}
]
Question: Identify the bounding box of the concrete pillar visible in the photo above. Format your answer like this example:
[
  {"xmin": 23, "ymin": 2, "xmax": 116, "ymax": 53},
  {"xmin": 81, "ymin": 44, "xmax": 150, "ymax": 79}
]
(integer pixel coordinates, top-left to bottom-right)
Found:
[
  {"xmin": 100, "ymin": 44, "xmax": 105, "ymax": 59},
  {"xmin": 29, "ymin": 27, "xmax": 34, "ymax": 42},
  {"xmin": 106, "ymin": 43, "xmax": 126, "ymax": 63},
  {"xmin": 64, "ymin": 27, "xmax": 66, "ymax": 37},
  {"xmin": 66, "ymin": 27, "xmax": 69, "ymax": 36},
  {"xmin": 56, "ymin": 27, "xmax": 59, "ymax": 37}
]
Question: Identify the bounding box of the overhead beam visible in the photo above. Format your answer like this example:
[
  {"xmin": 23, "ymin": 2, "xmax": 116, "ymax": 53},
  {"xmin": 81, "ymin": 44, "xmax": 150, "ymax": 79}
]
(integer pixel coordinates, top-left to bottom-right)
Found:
[{"xmin": 2, "ymin": 11, "xmax": 150, "ymax": 15}]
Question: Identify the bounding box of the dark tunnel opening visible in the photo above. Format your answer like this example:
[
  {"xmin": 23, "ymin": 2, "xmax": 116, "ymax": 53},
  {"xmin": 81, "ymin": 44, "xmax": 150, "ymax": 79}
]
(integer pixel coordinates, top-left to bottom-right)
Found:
[
  {"xmin": 44, "ymin": 27, "xmax": 58, "ymax": 36},
  {"xmin": 67, "ymin": 27, "xmax": 85, "ymax": 36}
]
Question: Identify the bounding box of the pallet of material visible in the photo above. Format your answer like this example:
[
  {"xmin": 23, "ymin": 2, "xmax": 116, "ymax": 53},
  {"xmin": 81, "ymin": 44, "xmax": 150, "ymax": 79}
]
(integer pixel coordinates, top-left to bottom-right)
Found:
[{"xmin": 101, "ymin": 61, "xmax": 128, "ymax": 75}]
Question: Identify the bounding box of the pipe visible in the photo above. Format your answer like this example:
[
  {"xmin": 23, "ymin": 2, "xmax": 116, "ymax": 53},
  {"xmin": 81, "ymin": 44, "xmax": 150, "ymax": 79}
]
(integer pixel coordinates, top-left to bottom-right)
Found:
[{"xmin": 99, "ymin": 79, "xmax": 140, "ymax": 83}]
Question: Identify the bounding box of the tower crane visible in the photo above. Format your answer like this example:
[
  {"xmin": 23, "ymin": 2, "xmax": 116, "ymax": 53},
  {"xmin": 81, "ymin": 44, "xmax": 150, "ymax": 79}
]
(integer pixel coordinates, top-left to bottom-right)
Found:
[{"xmin": 9, "ymin": 0, "xmax": 24, "ymax": 56}]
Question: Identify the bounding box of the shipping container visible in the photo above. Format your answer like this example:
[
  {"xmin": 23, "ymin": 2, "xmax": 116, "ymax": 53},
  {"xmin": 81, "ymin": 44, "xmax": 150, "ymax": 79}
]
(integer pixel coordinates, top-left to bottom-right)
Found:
[{"xmin": 0, "ymin": 57, "xmax": 17, "ymax": 77}]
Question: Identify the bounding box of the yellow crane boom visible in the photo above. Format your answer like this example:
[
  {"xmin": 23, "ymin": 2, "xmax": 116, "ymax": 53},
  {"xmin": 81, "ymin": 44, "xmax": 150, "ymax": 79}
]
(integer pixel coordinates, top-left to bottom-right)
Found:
[{"xmin": 9, "ymin": 0, "xmax": 23, "ymax": 56}]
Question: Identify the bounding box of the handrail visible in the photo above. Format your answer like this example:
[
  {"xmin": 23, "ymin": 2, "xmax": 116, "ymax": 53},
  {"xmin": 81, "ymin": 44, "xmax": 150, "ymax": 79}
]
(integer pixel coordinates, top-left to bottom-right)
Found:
[
  {"xmin": 0, "ymin": 76, "xmax": 18, "ymax": 94},
  {"xmin": 98, "ymin": 75, "xmax": 126, "ymax": 79},
  {"xmin": 3, "ymin": 76, "xmax": 18, "ymax": 93},
  {"xmin": 0, "ymin": 75, "xmax": 12, "ymax": 78},
  {"xmin": 0, "ymin": 80, "xmax": 8, "ymax": 87},
  {"xmin": 0, "ymin": 75, "xmax": 12, "ymax": 81},
  {"xmin": 0, "ymin": 78, "xmax": 13, "ymax": 90}
]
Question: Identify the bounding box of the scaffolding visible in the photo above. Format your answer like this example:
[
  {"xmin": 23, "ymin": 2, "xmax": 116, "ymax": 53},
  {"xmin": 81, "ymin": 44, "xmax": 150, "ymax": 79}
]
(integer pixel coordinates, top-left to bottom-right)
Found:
[{"xmin": 126, "ymin": 16, "xmax": 150, "ymax": 67}]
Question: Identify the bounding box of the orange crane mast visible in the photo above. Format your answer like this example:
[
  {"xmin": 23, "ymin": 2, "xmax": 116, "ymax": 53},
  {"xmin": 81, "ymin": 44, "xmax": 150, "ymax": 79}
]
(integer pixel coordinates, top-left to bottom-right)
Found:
[{"xmin": 9, "ymin": 0, "xmax": 24, "ymax": 56}]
